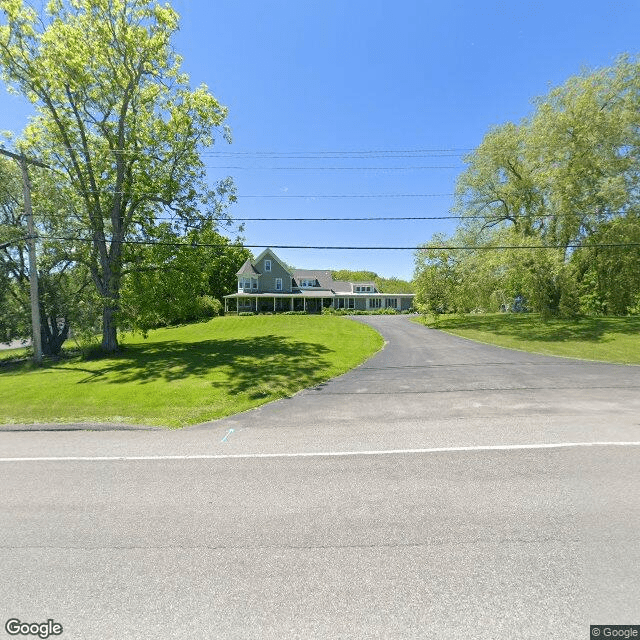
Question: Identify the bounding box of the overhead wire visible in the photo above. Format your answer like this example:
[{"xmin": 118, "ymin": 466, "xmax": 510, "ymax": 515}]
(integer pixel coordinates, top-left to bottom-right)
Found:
[
  {"xmin": 29, "ymin": 211, "xmax": 582, "ymax": 222},
  {"xmin": 13, "ymin": 144, "xmax": 637, "ymax": 254},
  {"xmin": 38, "ymin": 235, "xmax": 640, "ymax": 251},
  {"xmin": 49, "ymin": 146, "xmax": 476, "ymax": 157}
]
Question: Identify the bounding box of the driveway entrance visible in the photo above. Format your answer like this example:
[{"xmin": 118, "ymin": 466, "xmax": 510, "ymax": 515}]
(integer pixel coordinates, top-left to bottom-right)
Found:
[{"xmin": 203, "ymin": 314, "xmax": 640, "ymax": 451}]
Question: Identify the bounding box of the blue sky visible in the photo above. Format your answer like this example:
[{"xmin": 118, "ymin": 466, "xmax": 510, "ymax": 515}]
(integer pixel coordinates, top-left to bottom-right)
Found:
[{"xmin": 2, "ymin": 0, "xmax": 639, "ymax": 280}]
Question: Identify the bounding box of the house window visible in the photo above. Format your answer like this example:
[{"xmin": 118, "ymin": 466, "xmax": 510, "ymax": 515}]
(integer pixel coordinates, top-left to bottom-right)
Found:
[
  {"xmin": 265, "ymin": 259, "xmax": 271, "ymax": 272},
  {"xmin": 385, "ymin": 298, "xmax": 398, "ymax": 309},
  {"xmin": 275, "ymin": 278, "xmax": 282, "ymax": 291},
  {"xmin": 369, "ymin": 298, "xmax": 382, "ymax": 309},
  {"xmin": 348, "ymin": 298, "xmax": 355, "ymax": 309},
  {"xmin": 239, "ymin": 277, "xmax": 257, "ymax": 291}
]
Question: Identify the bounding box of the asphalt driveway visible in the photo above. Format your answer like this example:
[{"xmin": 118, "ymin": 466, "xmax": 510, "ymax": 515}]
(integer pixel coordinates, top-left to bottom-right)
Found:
[{"xmin": 188, "ymin": 314, "xmax": 640, "ymax": 454}]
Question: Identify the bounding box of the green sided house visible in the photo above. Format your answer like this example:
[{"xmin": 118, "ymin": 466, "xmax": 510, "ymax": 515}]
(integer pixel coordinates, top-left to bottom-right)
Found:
[{"xmin": 224, "ymin": 248, "xmax": 415, "ymax": 314}]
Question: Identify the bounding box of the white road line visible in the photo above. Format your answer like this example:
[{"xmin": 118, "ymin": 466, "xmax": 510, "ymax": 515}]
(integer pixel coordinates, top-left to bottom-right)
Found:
[{"xmin": 0, "ymin": 441, "xmax": 639, "ymax": 462}]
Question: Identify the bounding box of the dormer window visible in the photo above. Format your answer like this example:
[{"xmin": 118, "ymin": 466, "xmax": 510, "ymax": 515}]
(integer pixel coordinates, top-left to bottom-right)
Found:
[{"xmin": 265, "ymin": 259, "xmax": 271, "ymax": 272}]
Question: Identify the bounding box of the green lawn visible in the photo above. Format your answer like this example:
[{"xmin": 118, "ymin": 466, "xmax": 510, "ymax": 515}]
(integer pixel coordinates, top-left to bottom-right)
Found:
[
  {"xmin": 0, "ymin": 346, "xmax": 29, "ymax": 362},
  {"xmin": 415, "ymin": 313, "xmax": 640, "ymax": 364},
  {"xmin": 0, "ymin": 315, "xmax": 383, "ymax": 428}
]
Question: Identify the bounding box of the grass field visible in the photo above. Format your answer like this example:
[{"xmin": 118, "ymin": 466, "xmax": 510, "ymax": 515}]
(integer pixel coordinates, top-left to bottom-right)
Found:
[
  {"xmin": 415, "ymin": 313, "xmax": 640, "ymax": 364},
  {"xmin": 0, "ymin": 315, "xmax": 383, "ymax": 428},
  {"xmin": 0, "ymin": 346, "xmax": 28, "ymax": 362}
]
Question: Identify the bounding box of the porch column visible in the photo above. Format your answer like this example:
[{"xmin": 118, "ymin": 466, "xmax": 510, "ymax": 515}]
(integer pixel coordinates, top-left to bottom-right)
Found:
[
  {"xmin": 290, "ymin": 298, "xmax": 294, "ymax": 311},
  {"xmin": 303, "ymin": 298, "xmax": 306, "ymax": 313},
  {"xmin": 274, "ymin": 297, "xmax": 276, "ymax": 312}
]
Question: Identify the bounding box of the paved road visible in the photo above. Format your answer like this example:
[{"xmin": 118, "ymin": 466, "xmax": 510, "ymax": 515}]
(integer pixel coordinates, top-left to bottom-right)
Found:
[
  {"xmin": 0, "ymin": 339, "xmax": 29, "ymax": 351},
  {"xmin": 1, "ymin": 316, "xmax": 639, "ymax": 639}
]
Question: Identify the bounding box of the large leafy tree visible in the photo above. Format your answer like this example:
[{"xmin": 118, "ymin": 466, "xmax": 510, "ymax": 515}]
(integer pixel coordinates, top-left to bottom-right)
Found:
[
  {"xmin": 120, "ymin": 224, "xmax": 251, "ymax": 333},
  {"xmin": 456, "ymin": 57, "xmax": 639, "ymax": 250},
  {"xmin": 454, "ymin": 122, "xmax": 545, "ymax": 239},
  {"xmin": 418, "ymin": 56, "xmax": 640, "ymax": 318},
  {"xmin": 0, "ymin": 0, "xmax": 235, "ymax": 353}
]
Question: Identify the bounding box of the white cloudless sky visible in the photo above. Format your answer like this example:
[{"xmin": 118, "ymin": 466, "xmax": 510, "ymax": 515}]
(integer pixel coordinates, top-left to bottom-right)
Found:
[{"xmin": 2, "ymin": 0, "xmax": 639, "ymax": 279}]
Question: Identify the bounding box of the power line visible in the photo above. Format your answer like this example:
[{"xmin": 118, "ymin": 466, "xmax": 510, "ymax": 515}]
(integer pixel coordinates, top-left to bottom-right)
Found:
[
  {"xmin": 22, "ymin": 213, "xmax": 527, "ymax": 223},
  {"xmin": 202, "ymin": 153, "xmax": 467, "ymax": 159},
  {"xmin": 26, "ymin": 191, "xmax": 457, "ymax": 199},
  {"xmin": 202, "ymin": 148, "xmax": 475, "ymax": 154},
  {"xmin": 238, "ymin": 193, "xmax": 455, "ymax": 198},
  {"xmin": 50, "ymin": 146, "xmax": 475, "ymax": 157},
  {"xmin": 39, "ymin": 235, "xmax": 640, "ymax": 251},
  {"xmin": 227, "ymin": 213, "xmax": 565, "ymax": 222},
  {"xmin": 29, "ymin": 211, "xmax": 599, "ymax": 222},
  {"xmin": 204, "ymin": 166, "xmax": 462, "ymax": 171}
]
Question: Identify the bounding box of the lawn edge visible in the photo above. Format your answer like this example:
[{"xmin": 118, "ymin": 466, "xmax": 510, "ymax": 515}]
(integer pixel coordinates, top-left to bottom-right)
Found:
[
  {"xmin": 1, "ymin": 316, "xmax": 387, "ymax": 431},
  {"xmin": 411, "ymin": 316, "xmax": 640, "ymax": 366}
]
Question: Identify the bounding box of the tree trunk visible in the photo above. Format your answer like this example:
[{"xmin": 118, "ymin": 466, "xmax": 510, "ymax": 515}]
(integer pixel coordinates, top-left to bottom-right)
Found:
[
  {"xmin": 41, "ymin": 314, "xmax": 69, "ymax": 356},
  {"xmin": 99, "ymin": 242, "xmax": 121, "ymax": 354},
  {"xmin": 101, "ymin": 303, "xmax": 119, "ymax": 353}
]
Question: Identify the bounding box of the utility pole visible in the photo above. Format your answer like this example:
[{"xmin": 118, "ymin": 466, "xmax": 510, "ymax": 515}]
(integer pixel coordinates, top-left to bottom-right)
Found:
[{"xmin": 0, "ymin": 148, "xmax": 49, "ymax": 364}]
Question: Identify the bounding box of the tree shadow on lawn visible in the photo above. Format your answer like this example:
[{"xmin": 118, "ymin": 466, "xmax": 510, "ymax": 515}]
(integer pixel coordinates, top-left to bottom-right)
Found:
[
  {"xmin": 435, "ymin": 315, "xmax": 640, "ymax": 344},
  {"xmin": 71, "ymin": 335, "xmax": 334, "ymax": 399}
]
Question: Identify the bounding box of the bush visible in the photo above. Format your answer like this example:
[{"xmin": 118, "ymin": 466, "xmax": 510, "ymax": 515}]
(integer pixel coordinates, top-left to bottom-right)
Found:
[
  {"xmin": 194, "ymin": 295, "xmax": 223, "ymax": 320},
  {"xmin": 374, "ymin": 307, "xmax": 398, "ymax": 315},
  {"xmin": 238, "ymin": 311, "xmax": 255, "ymax": 316},
  {"xmin": 323, "ymin": 307, "xmax": 400, "ymax": 315},
  {"xmin": 282, "ymin": 311, "xmax": 308, "ymax": 315}
]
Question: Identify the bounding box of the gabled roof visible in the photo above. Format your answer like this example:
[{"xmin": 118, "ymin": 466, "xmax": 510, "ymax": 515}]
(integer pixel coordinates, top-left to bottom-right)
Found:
[
  {"xmin": 236, "ymin": 259, "xmax": 261, "ymax": 276},
  {"xmin": 254, "ymin": 248, "xmax": 293, "ymax": 276}
]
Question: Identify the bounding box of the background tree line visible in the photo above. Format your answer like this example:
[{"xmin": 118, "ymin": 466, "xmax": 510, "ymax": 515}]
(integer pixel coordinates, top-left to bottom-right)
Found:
[
  {"xmin": 414, "ymin": 55, "xmax": 640, "ymax": 319},
  {"xmin": 331, "ymin": 270, "xmax": 414, "ymax": 294}
]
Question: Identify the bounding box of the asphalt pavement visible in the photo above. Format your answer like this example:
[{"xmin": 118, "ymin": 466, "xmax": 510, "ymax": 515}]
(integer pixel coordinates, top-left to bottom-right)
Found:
[{"xmin": 1, "ymin": 316, "xmax": 638, "ymax": 639}]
